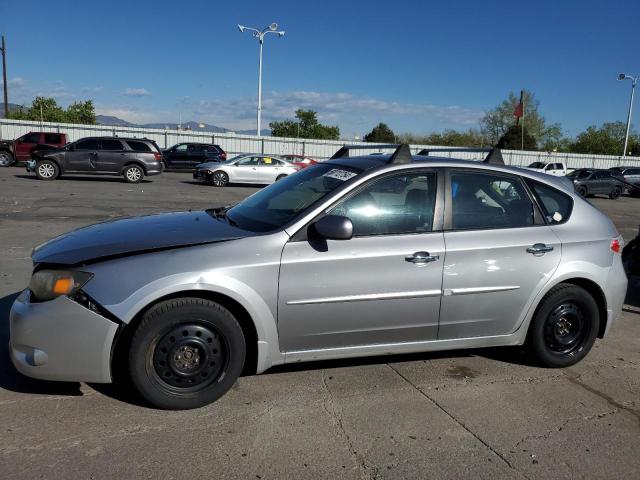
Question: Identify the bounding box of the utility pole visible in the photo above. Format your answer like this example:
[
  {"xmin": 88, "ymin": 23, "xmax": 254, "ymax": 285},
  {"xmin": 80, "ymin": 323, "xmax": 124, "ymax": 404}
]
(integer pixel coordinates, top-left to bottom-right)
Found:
[{"xmin": 1, "ymin": 35, "xmax": 8, "ymax": 118}]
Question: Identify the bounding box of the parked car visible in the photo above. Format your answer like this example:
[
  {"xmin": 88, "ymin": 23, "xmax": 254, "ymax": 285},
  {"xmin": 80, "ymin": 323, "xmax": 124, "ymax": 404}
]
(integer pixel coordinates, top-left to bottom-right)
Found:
[
  {"xmin": 280, "ymin": 154, "xmax": 318, "ymax": 169},
  {"xmin": 26, "ymin": 136, "xmax": 163, "ymax": 183},
  {"xmin": 0, "ymin": 131, "xmax": 68, "ymax": 167},
  {"xmin": 10, "ymin": 144, "xmax": 627, "ymax": 409},
  {"xmin": 525, "ymin": 161, "xmax": 567, "ymax": 176},
  {"xmin": 609, "ymin": 166, "xmax": 640, "ymax": 197},
  {"xmin": 193, "ymin": 153, "xmax": 298, "ymax": 187},
  {"xmin": 162, "ymin": 143, "xmax": 226, "ymax": 169},
  {"xmin": 567, "ymin": 168, "xmax": 625, "ymax": 199}
]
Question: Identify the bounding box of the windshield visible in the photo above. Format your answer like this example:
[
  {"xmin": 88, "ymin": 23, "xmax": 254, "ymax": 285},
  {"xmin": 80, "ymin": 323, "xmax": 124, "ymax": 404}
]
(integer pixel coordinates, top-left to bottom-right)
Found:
[
  {"xmin": 225, "ymin": 163, "xmax": 361, "ymax": 232},
  {"xmin": 528, "ymin": 162, "xmax": 545, "ymax": 169},
  {"xmin": 567, "ymin": 170, "xmax": 592, "ymax": 179}
]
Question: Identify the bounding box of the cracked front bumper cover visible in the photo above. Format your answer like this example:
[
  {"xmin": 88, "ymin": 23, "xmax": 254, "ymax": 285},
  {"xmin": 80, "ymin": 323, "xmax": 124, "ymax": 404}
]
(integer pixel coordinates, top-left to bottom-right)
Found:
[{"xmin": 9, "ymin": 290, "xmax": 119, "ymax": 383}]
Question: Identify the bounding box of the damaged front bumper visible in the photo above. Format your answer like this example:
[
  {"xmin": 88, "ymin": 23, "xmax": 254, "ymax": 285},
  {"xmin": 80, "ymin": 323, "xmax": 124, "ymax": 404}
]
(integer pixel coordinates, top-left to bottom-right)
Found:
[{"xmin": 9, "ymin": 290, "xmax": 119, "ymax": 383}]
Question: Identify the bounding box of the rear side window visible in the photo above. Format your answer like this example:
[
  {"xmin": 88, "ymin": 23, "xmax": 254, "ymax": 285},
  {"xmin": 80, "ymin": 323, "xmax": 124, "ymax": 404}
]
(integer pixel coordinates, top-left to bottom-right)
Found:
[
  {"xmin": 100, "ymin": 139, "xmax": 124, "ymax": 150},
  {"xmin": 44, "ymin": 133, "xmax": 62, "ymax": 144},
  {"xmin": 205, "ymin": 145, "xmax": 220, "ymax": 153},
  {"xmin": 451, "ymin": 172, "xmax": 534, "ymax": 230},
  {"xmin": 527, "ymin": 180, "xmax": 573, "ymax": 224},
  {"xmin": 126, "ymin": 140, "xmax": 152, "ymax": 152}
]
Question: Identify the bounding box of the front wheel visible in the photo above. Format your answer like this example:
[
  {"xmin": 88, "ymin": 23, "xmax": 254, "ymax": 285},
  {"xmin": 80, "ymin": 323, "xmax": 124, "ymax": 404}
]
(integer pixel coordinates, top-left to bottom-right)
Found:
[
  {"xmin": 35, "ymin": 159, "xmax": 59, "ymax": 180},
  {"xmin": 128, "ymin": 298, "xmax": 246, "ymax": 410},
  {"xmin": 526, "ymin": 283, "xmax": 599, "ymax": 368},
  {"xmin": 576, "ymin": 186, "xmax": 587, "ymax": 197},
  {"xmin": 211, "ymin": 171, "xmax": 229, "ymax": 187},
  {"xmin": 123, "ymin": 164, "xmax": 144, "ymax": 183},
  {"xmin": 0, "ymin": 151, "xmax": 14, "ymax": 167}
]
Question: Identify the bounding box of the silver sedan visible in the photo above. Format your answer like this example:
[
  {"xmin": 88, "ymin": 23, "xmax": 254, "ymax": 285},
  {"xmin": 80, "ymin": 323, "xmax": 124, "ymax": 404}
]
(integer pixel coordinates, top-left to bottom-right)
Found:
[
  {"xmin": 10, "ymin": 145, "xmax": 627, "ymax": 409},
  {"xmin": 193, "ymin": 153, "xmax": 299, "ymax": 187}
]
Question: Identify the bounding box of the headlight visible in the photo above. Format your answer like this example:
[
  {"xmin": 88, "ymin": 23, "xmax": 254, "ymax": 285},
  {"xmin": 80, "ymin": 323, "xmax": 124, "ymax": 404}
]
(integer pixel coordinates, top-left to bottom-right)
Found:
[{"xmin": 29, "ymin": 270, "xmax": 93, "ymax": 301}]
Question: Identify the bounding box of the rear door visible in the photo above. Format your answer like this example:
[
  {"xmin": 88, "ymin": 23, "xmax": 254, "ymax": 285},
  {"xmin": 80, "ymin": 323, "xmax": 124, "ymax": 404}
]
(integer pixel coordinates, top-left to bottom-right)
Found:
[
  {"xmin": 257, "ymin": 156, "xmax": 284, "ymax": 183},
  {"xmin": 438, "ymin": 169, "xmax": 561, "ymax": 339},
  {"xmin": 65, "ymin": 138, "xmax": 99, "ymax": 171},
  {"xmin": 187, "ymin": 144, "xmax": 205, "ymax": 168},
  {"xmin": 278, "ymin": 169, "xmax": 444, "ymax": 351},
  {"xmin": 95, "ymin": 138, "xmax": 125, "ymax": 172}
]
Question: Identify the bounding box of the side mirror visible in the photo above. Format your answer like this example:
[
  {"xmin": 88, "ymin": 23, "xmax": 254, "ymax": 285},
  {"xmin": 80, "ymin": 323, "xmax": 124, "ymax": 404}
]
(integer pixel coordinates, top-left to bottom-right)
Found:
[{"xmin": 312, "ymin": 215, "xmax": 353, "ymax": 241}]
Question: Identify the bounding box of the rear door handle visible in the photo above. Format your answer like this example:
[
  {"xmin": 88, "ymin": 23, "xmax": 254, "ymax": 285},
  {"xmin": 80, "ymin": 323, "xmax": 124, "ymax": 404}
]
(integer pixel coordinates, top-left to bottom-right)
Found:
[
  {"xmin": 526, "ymin": 243, "xmax": 554, "ymax": 255},
  {"xmin": 405, "ymin": 251, "xmax": 439, "ymax": 264}
]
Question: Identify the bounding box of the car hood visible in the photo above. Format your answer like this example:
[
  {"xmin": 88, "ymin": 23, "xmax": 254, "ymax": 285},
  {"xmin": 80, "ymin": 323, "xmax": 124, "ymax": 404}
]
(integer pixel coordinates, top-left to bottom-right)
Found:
[
  {"xmin": 32, "ymin": 210, "xmax": 250, "ymax": 265},
  {"xmin": 196, "ymin": 161, "xmax": 224, "ymax": 169}
]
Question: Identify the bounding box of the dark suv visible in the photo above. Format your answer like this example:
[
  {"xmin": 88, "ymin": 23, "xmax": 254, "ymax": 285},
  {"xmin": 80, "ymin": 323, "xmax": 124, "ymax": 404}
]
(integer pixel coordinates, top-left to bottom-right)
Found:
[
  {"xmin": 567, "ymin": 168, "xmax": 625, "ymax": 199},
  {"xmin": 27, "ymin": 137, "xmax": 163, "ymax": 183},
  {"xmin": 162, "ymin": 143, "xmax": 226, "ymax": 169}
]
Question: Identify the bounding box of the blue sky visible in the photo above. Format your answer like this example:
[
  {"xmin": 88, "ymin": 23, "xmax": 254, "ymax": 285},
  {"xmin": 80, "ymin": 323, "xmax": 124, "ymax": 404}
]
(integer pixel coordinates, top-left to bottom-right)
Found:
[{"xmin": 1, "ymin": 0, "xmax": 639, "ymax": 138}]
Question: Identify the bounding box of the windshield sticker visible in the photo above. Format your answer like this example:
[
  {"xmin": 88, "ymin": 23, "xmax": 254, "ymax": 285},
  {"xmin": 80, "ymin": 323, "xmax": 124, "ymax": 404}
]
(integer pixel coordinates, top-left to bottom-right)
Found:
[
  {"xmin": 323, "ymin": 169, "xmax": 357, "ymax": 181},
  {"xmin": 552, "ymin": 212, "xmax": 563, "ymax": 222}
]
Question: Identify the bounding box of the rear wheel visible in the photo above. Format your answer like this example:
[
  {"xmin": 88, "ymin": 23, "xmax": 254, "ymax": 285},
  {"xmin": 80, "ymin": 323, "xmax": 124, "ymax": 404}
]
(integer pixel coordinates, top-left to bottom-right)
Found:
[
  {"xmin": 0, "ymin": 151, "xmax": 14, "ymax": 167},
  {"xmin": 526, "ymin": 283, "xmax": 599, "ymax": 368},
  {"xmin": 576, "ymin": 186, "xmax": 587, "ymax": 197},
  {"xmin": 123, "ymin": 164, "xmax": 144, "ymax": 183},
  {"xmin": 35, "ymin": 159, "xmax": 59, "ymax": 180},
  {"xmin": 128, "ymin": 297, "xmax": 246, "ymax": 410},
  {"xmin": 276, "ymin": 174, "xmax": 287, "ymax": 182},
  {"xmin": 211, "ymin": 171, "xmax": 228, "ymax": 187},
  {"xmin": 609, "ymin": 186, "xmax": 622, "ymax": 200}
]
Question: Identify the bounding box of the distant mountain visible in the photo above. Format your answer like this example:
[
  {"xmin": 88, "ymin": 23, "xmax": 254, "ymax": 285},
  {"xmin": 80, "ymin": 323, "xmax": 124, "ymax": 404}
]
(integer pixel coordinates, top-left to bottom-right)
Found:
[{"xmin": 95, "ymin": 114, "xmax": 270, "ymax": 136}]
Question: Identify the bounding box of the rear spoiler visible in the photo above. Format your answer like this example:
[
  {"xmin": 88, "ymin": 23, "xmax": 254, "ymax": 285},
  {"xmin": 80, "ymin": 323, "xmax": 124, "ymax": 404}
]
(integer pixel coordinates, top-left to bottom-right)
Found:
[{"xmin": 417, "ymin": 147, "xmax": 505, "ymax": 165}]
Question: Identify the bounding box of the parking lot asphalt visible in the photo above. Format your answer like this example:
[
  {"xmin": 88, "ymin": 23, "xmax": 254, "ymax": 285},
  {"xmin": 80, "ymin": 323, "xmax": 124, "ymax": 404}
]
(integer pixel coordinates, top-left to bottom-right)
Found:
[{"xmin": 0, "ymin": 167, "xmax": 639, "ymax": 479}]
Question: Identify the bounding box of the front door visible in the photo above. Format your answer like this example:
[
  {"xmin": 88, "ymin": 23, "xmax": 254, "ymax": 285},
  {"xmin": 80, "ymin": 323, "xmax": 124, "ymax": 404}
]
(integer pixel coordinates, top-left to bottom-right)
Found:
[
  {"xmin": 167, "ymin": 144, "xmax": 189, "ymax": 168},
  {"xmin": 15, "ymin": 132, "xmax": 41, "ymax": 161},
  {"xmin": 231, "ymin": 156, "xmax": 259, "ymax": 183},
  {"xmin": 278, "ymin": 170, "xmax": 444, "ymax": 352},
  {"xmin": 438, "ymin": 170, "xmax": 561, "ymax": 339},
  {"xmin": 65, "ymin": 138, "xmax": 99, "ymax": 171}
]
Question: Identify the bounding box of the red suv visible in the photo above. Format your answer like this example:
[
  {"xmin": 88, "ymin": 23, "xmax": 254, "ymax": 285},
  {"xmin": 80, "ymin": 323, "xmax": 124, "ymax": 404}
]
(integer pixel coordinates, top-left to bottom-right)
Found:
[{"xmin": 0, "ymin": 131, "xmax": 68, "ymax": 167}]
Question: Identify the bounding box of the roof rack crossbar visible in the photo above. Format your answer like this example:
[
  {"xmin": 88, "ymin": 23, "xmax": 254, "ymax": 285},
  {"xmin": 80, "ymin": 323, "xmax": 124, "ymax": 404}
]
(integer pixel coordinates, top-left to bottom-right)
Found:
[
  {"xmin": 417, "ymin": 147, "xmax": 504, "ymax": 165},
  {"xmin": 329, "ymin": 144, "xmax": 414, "ymax": 164},
  {"xmin": 330, "ymin": 144, "xmax": 399, "ymax": 159}
]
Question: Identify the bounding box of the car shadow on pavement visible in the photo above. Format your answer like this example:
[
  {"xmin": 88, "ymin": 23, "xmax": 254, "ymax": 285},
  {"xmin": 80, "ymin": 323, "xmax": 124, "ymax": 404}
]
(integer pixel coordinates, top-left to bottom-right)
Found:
[
  {"xmin": 13, "ymin": 174, "xmax": 152, "ymax": 184},
  {"xmin": 0, "ymin": 292, "xmax": 83, "ymax": 397}
]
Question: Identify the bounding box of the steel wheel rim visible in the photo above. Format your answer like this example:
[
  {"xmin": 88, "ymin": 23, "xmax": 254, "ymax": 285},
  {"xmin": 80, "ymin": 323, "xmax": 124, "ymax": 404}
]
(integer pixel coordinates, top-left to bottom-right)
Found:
[
  {"xmin": 38, "ymin": 163, "xmax": 55, "ymax": 178},
  {"xmin": 543, "ymin": 302, "xmax": 589, "ymax": 355},
  {"xmin": 127, "ymin": 167, "xmax": 142, "ymax": 181},
  {"xmin": 213, "ymin": 172, "xmax": 226, "ymax": 186},
  {"xmin": 151, "ymin": 323, "xmax": 228, "ymax": 392}
]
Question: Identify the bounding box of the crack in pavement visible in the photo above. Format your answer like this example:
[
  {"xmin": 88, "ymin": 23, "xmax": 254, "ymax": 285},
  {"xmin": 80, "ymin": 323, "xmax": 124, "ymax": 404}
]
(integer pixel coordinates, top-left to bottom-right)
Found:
[
  {"xmin": 564, "ymin": 369, "xmax": 640, "ymax": 428},
  {"xmin": 386, "ymin": 364, "xmax": 531, "ymax": 480},
  {"xmin": 320, "ymin": 371, "xmax": 379, "ymax": 480}
]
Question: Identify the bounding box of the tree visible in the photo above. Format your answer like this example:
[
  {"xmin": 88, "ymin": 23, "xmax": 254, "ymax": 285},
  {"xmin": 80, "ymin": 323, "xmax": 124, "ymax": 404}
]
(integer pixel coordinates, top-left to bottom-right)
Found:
[
  {"xmin": 570, "ymin": 122, "xmax": 639, "ymax": 155},
  {"xmin": 7, "ymin": 96, "xmax": 96, "ymax": 124},
  {"xmin": 269, "ymin": 109, "xmax": 340, "ymax": 140},
  {"xmin": 364, "ymin": 122, "xmax": 395, "ymax": 143},
  {"xmin": 399, "ymin": 128, "xmax": 486, "ymax": 147},
  {"xmin": 496, "ymin": 125, "xmax": 537, "ymax": 150},
  {"xmin": 480, "ymin": 90, "xmax": 561, "ymax": 148}
]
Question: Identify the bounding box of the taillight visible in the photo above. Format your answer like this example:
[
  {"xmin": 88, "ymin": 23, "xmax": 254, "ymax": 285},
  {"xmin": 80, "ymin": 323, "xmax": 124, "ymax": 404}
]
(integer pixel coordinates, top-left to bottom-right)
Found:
[
  {"xmin": 221, "ymin": 152, "xmax": 227, "ymax": 160},
  {"xmin": 154, "ymin": 152, "xmax": 162, "ymax": 161},
  {"xmin": 611, "ymin": 236, "xmax": 624, "ymax": 254}
]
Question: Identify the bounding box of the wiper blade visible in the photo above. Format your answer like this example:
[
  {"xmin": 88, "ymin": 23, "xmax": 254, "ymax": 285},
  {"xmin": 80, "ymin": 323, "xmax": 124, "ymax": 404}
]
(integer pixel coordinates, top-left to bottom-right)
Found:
[{"xmin": 209, "ymin": 207, "xmax": 239, "ymax": 227}]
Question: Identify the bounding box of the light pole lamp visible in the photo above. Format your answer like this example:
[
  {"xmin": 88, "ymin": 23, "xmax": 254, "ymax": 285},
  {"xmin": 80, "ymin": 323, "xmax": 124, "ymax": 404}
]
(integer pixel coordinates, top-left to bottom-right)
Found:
[
  {"xmin": 618, "ymin": 73, "xmax": 639, "ymax": 157},
  {"xmin": 238, "ymin": 23, "xmax": 285, "ymax": 137}
]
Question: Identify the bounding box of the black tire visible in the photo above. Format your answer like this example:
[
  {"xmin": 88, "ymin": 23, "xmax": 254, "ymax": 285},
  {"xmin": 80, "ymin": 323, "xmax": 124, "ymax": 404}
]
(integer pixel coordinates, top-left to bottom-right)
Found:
[
  {"xmin": 34, "ymin": 159, "xmax": 59, "ymax": 180},
  {"xmin": 123, "ymin": 164, "xmax": 144, "ymax": 184},
  {"xmin": 211, "ymin": 171, "xmax": 229, "ymax": 187},
  {"xmin": 609, "ymin": 186, "xmax": 622, "ymax": 200},
  {"xmin": 630, "ymin": 188, "xmax": 640, "ymax": 198},
  {"xmin": 128, "ymin": 297, "xmax": 246, "ymax": 410},
  {"xmin": 0, "ymin": 150, "xmax": 14, "ymax": 167},
  {"xmin": 276, "ymin": 174, "xmax": 287, "ymax": 182},
  {"xmin": 526, "ymin": 283, "xmax": 599, "ymax": 368},
  {"xmin": 576, "ymin": 186, "xmax": 587, "ymax": 197}
]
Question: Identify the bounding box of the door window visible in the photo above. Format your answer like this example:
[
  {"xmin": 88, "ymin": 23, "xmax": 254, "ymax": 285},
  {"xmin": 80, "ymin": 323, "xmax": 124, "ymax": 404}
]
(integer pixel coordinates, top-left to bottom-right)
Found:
[
  {"xmin": 44, "ymin": 133, "xmax": 62, "ymax": 144},
  {"xmin": 236, "ymin": 156, "xmax": 259, "ymax": 166},
  {"xmin": 187, "ymin": 144, "xmax": 205, "ymax": 153},
  {"xmin": 21, "ymin": 133, "xmax": 41, "ymax": 144},
  {"xmin": 74, "ymin": 139, "xmax": 100, "ymax": 150},
  {"xmin": 174, "ymin": 144, "xmax": 188, "ymax": 152},
  {"xmin": 100, "ymin": 139, "xmax": 124, "ymax": 151},
  {"xmin": 451, "ymin": 172, "xmax": 534, "ymax": 230},
  {"xmin": 327, "ymin": 172, "xmax": 437, "ymax": 236}
]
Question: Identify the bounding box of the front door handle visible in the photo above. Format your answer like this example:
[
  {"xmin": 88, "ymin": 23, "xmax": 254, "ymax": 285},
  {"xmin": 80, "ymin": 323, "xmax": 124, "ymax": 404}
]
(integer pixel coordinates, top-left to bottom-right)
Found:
[
  {"xmin": 526, "ymin": 243, "xmax": 554, "ymax": 255},
  {"xmin": 405, "ymin": 251, "xmax": 439, "ymax": 264}
]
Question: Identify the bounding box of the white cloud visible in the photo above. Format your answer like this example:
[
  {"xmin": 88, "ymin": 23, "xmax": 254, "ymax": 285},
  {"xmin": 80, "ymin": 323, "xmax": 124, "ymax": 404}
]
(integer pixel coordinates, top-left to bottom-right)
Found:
[
  {"xmin": 124, "ymin": 87, "xmax": 151, "ymax": 97},
  {"xmin": 0, "ymin": 77, "xmax": 26, "ymax": 89}
]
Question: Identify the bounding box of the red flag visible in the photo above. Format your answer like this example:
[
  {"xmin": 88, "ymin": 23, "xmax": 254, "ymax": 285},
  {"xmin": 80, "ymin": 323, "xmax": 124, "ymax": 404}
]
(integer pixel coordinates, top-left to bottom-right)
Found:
[{"xmin": 513, "ymin": 90, "xmax": 524, "ymax": 123}]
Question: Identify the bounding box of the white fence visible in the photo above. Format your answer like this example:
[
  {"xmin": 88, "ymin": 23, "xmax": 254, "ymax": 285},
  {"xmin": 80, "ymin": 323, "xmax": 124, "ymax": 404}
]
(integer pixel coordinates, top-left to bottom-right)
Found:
[{"xmin": 2, "ymin": 118, "xmax": 640, "ymax": 170}]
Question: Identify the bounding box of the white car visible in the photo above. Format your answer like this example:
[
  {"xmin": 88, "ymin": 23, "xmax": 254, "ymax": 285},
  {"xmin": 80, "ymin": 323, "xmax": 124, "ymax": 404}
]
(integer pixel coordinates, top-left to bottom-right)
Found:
[
  {"xmin": 193, "ymin": 154, "xmax": 299, "ymax": 187},
  {"xmin": 525, "ymin": 161, "xmax": 567, "ymax": 176}
]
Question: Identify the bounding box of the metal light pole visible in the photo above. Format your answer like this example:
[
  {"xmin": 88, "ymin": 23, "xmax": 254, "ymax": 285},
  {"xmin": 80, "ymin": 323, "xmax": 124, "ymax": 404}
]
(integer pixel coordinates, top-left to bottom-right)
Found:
[
  {"xmin": 618, "ymin": 73, "xmax": 639, "ymax": 157},
  {"xmin": 238, "ymin": 23, "xmax": 285, "ymax": 137},
  {"xmin": 1, "ymin": 35, "xmax": 8, "ymax": 118}
]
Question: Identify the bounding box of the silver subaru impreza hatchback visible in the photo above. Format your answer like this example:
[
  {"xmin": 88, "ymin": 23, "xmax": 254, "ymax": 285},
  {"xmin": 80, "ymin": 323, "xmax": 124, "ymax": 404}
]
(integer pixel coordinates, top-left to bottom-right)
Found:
[{"xmin": 10, "ymin": 145, "xmax": 627, "ymax": 409}]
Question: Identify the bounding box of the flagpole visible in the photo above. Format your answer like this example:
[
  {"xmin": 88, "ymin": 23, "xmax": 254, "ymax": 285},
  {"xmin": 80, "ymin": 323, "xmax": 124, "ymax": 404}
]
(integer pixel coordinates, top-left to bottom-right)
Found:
[{"xmin": 521, "ymin": 93, "xmax": 525, "ymax": 151}]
